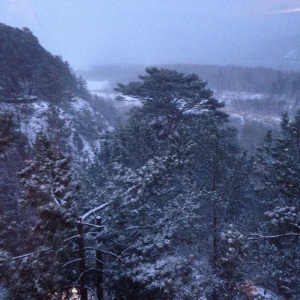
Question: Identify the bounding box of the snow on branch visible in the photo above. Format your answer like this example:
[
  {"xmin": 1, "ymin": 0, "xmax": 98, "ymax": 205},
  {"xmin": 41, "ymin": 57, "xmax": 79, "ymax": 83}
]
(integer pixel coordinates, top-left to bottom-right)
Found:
[
  {"xmin": 84, "ymin": 247, "xmax": 123, "ymax": 262},
  {"xmin": 1, "ymin": 233, "xmax": 79, "ymax": 263},
  {"xmin": 249, "ymin": 233, "xmax": 300, "ymax": 240},
  {"xmin": 0, "ymin": 247, "xmax": 53, "ymax": 263},
  {"xmin": 74, "ymin": 221, "xmax": 104, "ymax": 229},
  {"xmin": 81, "ymin": 201, "xmax": 111, "ymax": 221},
  {"xmin": 63, "ymin": 257, "xmax": 108, "ymax": 268},
  {"xmin": 62, "ymin": 258, "xmax": 82, "ymax": 268},
  {"xmin": 64, "ymin": 234, "xmax": 80, "ymax": 243}
]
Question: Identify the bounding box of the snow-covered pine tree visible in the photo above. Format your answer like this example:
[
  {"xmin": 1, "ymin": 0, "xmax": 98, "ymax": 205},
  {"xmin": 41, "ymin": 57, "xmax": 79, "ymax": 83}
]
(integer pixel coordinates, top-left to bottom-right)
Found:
[
  {"xmin": 182, "ymin": 114, "xmax": 253, "ymax": 299},
  {"xmin": 47, "ymin": 104, "xmax": 71, "ymax": 152},
  {"xmin": 254, "ymin": 111, "xmax": 300, "ymax": 298},
  {"xmin": 219, "ymin": 225, "xmax": 249, "ymax": 300},
  {"xmin": 115, "ymin": 67, "xmax": 224, "ymax": 139},
  {"xmin": 82, "ymin": 68, "xmax": 251, "ymax": 299},
  {"xmin": 1, "ymin": 132, "xmax": 77, "ymax": 299}
]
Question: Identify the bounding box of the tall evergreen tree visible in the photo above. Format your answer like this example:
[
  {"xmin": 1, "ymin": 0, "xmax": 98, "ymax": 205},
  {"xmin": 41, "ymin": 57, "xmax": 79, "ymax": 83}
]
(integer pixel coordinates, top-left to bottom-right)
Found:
[
  {"xmin": 115, "ymin": 67, "xmax": 224, "ymax": 138},
  {"xmin": 83, "ymin": 68, "xmax": 250, "ymax": 299},
  {"xmin": 1, "ymin": 132, "xmax": 77, "ymax": 299},
  {"xmin": 254, "ymin": 111, "xmax": 300, "ymax": 298}
]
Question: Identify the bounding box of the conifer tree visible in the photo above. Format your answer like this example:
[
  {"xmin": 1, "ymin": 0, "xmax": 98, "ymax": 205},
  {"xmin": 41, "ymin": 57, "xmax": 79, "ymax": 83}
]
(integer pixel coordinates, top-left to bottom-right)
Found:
[
  {"xmin": 254, "ymin": 111, "xmax": 300, "ymax": 298},
  {"xmin": 0, "ymin": 112, "xmax": 14, "ymax": 153},
  {"xmin": 1, "ymin": 132, "xmax": 77, "ymax": 299},
  {"xmin": 115, "ymin": 67, "xmax": 224, "ymax": 138},
  {"xmin": 85, "ymin": 68, "xmax": 250, "ymax": 299}
]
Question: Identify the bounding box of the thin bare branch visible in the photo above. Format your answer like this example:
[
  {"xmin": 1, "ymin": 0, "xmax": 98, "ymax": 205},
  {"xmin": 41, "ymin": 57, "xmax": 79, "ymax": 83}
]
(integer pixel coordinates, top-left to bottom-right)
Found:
[
  {"xmin": 248, "ymin": 233, "xmax": 300, "ymax": 240},
  {"xmin": 0, "ymin": 247, "xmax": 53, "ymax": 263},
  {"xmin": 81, "ymin": 202, "xmax": 111, "ymax": 221}
]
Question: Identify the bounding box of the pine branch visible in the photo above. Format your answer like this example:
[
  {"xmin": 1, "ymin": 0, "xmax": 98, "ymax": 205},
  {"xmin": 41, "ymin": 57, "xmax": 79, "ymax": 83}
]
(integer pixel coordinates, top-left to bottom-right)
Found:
[
  {"xmin": 63, "ymin": 257, "xmax": 108, "ymax": 268},
  {"xmin": 75, "ymin": 221, "xmax": 104, "ymax": 229},
  {"xmin": 84, "ymin": 247, "xmax": 123, "ymax": 261},
  {"xmin": 81, "ymin": 201, "xmax": 111, "ymax": 221},
  {"xmin": 0, "ymin": 247, "xmax": 53, "ymax": 263},
  {"xmin": 64, "ymin": 234, "xmax": 80, "ymax": 243},
  {"xmin": 1, "ymin": 233, "xmax": 78, "ymax": 263},
  {"xmin": 248, "ymin": 232, "xmax": 300, "ymax": 239}
]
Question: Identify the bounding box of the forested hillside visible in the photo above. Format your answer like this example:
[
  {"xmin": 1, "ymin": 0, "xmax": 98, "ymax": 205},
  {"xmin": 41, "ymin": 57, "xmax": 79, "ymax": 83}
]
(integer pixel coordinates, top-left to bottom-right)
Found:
[
  {"xmin": 0, "ymin": 24, "xmax": 78, "ymax": 103},
  {"xmin": 0, "ymin": 25, "xmax": 299, "ymax": 300},
  {"xmin": 0, "ymin": 25, "xmax": 117, "ymax": 299}
]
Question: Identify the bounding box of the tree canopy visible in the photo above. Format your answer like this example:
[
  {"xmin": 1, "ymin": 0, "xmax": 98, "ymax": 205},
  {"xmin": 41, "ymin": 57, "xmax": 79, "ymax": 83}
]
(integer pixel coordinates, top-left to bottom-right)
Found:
[{"xmin": 115, "ymin": 67, "xmax": 225, "ymax": 137}]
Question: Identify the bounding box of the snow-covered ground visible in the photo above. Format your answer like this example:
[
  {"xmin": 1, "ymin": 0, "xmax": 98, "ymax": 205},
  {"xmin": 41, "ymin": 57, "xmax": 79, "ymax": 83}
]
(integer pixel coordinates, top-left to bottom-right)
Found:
[
  {"xmin": 87, "ymin": 79, "xmax": 285, "ymax": 129},
  {"xmin": 0, "ymin": 96, "xmax": 110, "ymax": 160},
  {"xmin": 86, "ymin": 80, "xmax": 111, "ymax": 92},
  {"xmin": 254, "ymin": 287, "xmax": 283, "ymax": 299},
  {"xmin": 87, "ymin": 80, "xmax": 140, "ymax": 109},
  {"xmin": 218, "ymin": 90, "xmax": 282, "ymax": 127}
]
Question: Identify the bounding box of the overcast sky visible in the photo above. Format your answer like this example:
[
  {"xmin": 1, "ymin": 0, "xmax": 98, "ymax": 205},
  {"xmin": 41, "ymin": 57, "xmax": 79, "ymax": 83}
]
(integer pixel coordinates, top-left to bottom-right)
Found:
[{"xmin": 1, "ymin": 0, "xmax": 300, "ymax": 69}]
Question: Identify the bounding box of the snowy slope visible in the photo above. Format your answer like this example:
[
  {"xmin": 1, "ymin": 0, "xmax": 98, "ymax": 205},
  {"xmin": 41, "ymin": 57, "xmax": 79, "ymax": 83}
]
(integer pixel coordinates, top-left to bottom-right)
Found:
[
  {"xmin": 0, "ymin": 97, "xmax": 111, "ymax": 160},
  {"xmin": 87, "ymin": 80, "xmax": 141, "ymax": 109}
]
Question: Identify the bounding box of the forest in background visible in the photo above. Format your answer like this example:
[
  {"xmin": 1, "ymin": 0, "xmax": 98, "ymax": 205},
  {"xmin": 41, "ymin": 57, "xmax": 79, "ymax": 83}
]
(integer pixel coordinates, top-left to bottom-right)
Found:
[
  {"xmin": 80, "ymin": 63, "xmax": 300, "ymax": 97},
  {"xmin": 0, "ymin": 24, "xmax": 299, "ymax": 300}
]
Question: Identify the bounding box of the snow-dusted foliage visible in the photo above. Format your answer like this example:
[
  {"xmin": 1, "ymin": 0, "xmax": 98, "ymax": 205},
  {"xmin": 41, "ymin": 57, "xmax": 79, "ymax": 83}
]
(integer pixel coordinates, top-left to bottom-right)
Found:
[
  {"xmin": 79, "ymin": 68, "xmax": 253, "ymax": 299},
  {"xmin": 0, "ymin": 24, "xmax": 120, "ymax": 299},
  {"xmin": 0, "ymin": 96, "xmax": 110, "ymax": 161},
  {"xmin": 0, "ymin": 112, "xmax": 14, "ymax": 153},
  {"xmin": 219, "ymin": 225, "xmax": 249, "ymax": 298},
  {"xmin": 2, "ymin": 44, "xmax": 299, "ymax": 298},
  {"xmin": 253, "ymin": 111, "xmax": 300, "ymax": 298},
  {"xmin": 0, "ymin": 133, "xmax": 78, "ymax": 299},
  {"xmin": 87, "ymin": 154, "xmax": 207, "ymax": 299}
]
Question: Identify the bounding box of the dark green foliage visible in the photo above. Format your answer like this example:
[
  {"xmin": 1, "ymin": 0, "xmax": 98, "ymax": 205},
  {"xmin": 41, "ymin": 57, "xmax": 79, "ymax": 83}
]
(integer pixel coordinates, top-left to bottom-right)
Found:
[
  {"xmin": 0, "ymin": 112, "xmax": 28, "ymax": 255},
  {"xmin": 254, "ymin": 111, "xmax": 300, "ymax": 298},
  {"xmin": 0, "ymin": 24, "xmax": 85, "ymax": 104},
  {"xmin": 115, "ymin": 67, "xmax": 225, "ymax": 138},
  {"xmin": 218, "ymin": 225, "xmax": 249, "ymax": 299},
  {"xmin": 19, "ymin": 132, "xmax": 74, "ymax": 215},
  {"xmin": 76, "ymin": 76, "xmax": 91, "ymax": 101},
  {"xmin": 0, "ymin": 112, "xmax": 14, "ymax": 152},
  {"xmin": 80, "ymin": 68, "xmax": 252, "ymax": 299},
  {"xmin": 105, "ymin": 107, "xmax": 162, "ymax": 167},
  {"xmin": 0, "ymin": 132, "xmax": 77, "ymax": 299},
  {"xmin": 256, "ymin": 112, "xmax": 300, "ymax": 201}
]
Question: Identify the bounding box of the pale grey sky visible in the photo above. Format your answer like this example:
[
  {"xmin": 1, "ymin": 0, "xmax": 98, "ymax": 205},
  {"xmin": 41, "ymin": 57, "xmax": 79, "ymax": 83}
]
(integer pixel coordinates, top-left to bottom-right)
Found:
[{"xmin": 1, "ymin": 0, "xmax": 300, "ymax": 69}]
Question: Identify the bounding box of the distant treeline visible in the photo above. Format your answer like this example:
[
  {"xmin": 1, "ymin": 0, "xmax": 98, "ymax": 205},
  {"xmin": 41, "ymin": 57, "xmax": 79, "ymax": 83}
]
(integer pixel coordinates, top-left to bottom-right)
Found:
[{"xmin": 80, "ymin": 63, "xmax": 300, "ymax": 97}]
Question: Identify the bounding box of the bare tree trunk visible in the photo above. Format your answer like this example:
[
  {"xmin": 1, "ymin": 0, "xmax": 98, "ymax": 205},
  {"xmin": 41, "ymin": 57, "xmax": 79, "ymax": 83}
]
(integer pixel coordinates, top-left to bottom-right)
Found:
[
  {"xmin": 96, "ymin": 216, "xmax": 104, "ymax": 300},
  {"xmin": 77, "ymin": 220, "xmax": 88, "ymax": 300},
  {"xmin": 211, "ymin": 145, "xmax": 219, "ymax": 300}
]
